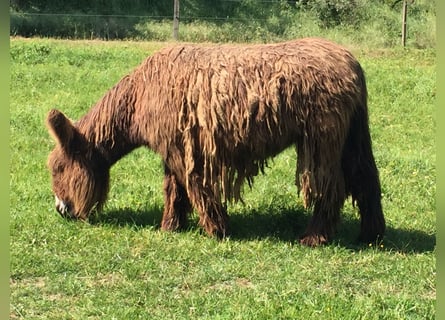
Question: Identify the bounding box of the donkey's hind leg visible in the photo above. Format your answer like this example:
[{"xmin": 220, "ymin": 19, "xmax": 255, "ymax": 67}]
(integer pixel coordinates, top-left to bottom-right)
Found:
[
  {"xmin": 295, "ymin": 133, "xmax": 347, "ymax": 247},
  {"xmin": 161, "ymin": 165, "xmax": 192, "ymax": 232},
  {"xmin": 299, "ymin": 166, "xmax": 346, "ymax": 247}
]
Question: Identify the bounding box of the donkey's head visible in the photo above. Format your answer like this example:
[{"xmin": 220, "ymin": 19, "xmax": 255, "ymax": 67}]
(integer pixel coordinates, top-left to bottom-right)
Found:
[{"xmin": 46, "ymin": 109, "xmax": 110, "ymax": 220}]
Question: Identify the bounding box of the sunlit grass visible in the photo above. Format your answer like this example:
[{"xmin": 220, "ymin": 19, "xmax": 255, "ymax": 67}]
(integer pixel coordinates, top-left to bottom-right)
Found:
[{"xmin": 10, "ymin": 38, "xmax": 435, "ymax": 319}]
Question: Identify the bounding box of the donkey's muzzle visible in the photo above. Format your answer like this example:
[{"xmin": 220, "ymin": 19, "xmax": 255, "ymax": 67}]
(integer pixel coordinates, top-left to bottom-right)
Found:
[{"xmin": 55, "ymin": 196, "xmax": 75, "ymax": 219}]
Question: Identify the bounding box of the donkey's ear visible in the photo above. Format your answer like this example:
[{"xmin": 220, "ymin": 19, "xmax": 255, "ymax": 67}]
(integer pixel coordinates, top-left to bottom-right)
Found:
[{"xmin": 46, "ymin": 109, "xmax": 76, "ymax": 149}]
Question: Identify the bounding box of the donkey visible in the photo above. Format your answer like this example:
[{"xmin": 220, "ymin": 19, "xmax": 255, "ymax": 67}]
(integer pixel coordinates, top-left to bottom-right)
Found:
[{"xmin": 46, "ymin": 38, "xmax": 385, "ymax": 246}]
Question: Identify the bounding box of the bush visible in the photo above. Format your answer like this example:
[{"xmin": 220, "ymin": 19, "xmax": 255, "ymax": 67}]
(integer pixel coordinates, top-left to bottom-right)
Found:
[
  {"xmin": 304, "ymin": 0, "xmax": 366, "ymax": 28},
  {"xmin": 133, "ymin": 20, "xmax": 172, "ymax": 42}
]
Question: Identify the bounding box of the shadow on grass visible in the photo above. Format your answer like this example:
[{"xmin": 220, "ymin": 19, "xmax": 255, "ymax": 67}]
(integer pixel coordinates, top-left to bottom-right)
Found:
[
  {"xmin": 89, "ymin": 206, "xmax": 163, "ymax": 230},
  {"xmin": 335, "ymin": 215, "xmax": 436, "ymax": 254},
  {"xmin": 230, "ymin": 208, "xmax": 436, "ymax": 254},
  {"xmin": 89, "ymin": 206, "xmax": 435, "ymax": 254}
]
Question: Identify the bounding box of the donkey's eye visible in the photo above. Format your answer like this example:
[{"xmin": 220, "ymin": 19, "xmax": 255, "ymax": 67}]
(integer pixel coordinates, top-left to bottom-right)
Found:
[{"xmin": 53, "ymin": 164, "xmax": 65, "ymax": 175}]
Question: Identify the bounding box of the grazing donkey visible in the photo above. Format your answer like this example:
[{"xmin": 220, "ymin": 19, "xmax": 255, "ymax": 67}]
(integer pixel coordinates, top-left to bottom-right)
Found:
[{"xmin": 46, "ymin": 38, "xmax": 385, "ymax": 246}]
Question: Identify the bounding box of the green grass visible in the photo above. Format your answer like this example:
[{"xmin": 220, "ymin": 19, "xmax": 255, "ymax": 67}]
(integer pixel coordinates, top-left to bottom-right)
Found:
[{"xmin": 10, "ymin": 38, "xmax": 435, "ymax": 319}]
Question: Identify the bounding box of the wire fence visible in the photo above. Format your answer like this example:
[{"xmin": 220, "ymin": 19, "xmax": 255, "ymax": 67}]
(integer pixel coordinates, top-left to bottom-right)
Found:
[
  {"xmin": 10, "ymin": 10, "xmax": 287, "ymax": 41},
  {"xmin": 9, "ymin": 1, "xmax": 436, "ymax": 47},
  {"xmin": 11, "ymin": 11, "xmax": 275, "ymax": 23},
  {"xmin": 10, "ymin": 0, "xmax": 304, "ymax": 40}
]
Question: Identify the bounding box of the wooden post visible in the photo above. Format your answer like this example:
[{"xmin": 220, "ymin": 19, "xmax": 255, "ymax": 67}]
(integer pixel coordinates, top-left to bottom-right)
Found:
[
  {"xmin": 401, "ymin": 0, "xmax": 407, "ymax": 47},
  {"xmin": 173, "ymin": 0, "xmax": 180, "ymax": 41}
]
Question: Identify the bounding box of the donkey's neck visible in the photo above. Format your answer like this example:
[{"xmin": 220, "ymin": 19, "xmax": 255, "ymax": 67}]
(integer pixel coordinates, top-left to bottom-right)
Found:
[{"xmin": 76, "ymin": 75, "xmax": 143, "ymax": 166}]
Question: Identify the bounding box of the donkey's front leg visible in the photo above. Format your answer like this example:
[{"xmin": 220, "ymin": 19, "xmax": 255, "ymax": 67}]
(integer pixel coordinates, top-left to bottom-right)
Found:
[
  {"xmin": 186, "ymin": 173, "xmax": 229, "ymax": 238},
  {"xmin": 161, "ymin": 165, "xmax": 192, "ymax": 232}
]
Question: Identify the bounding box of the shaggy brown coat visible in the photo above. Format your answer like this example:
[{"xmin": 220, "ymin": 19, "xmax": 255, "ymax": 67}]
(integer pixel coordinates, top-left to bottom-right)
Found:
[{"xmin": 47, "ymin": 38, "xmax": 385, "ymax": 246}]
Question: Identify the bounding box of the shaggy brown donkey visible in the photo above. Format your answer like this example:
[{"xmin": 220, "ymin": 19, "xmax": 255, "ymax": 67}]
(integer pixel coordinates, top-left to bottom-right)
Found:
[{"xmin": 46, "ymin": 38, "xmax": 385, "ymax": 246}]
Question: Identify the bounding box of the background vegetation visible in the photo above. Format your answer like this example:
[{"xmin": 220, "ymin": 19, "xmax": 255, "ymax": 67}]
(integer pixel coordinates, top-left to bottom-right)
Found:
[
  {"xmin": 10, "ymin": 0, "xmax": 435, "ymax": 47},
  {"xmin": 10, "ymin": 33, "xmax": 435, "ymax": 318}
]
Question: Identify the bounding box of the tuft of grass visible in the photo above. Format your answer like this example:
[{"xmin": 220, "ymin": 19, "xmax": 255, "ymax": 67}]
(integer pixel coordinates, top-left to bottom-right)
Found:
[{"xmin": 10, "ymin": 38, "xmax": 435, "ymax": 319}]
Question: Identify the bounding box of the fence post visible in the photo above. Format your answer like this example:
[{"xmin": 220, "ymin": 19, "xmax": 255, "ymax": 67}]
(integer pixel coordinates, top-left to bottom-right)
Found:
[
  {"xmin": 401, "ymin": 0, "xmax": 407, "ymax": 47},
  {"xmin": 173, "ymin": 0, "xmax": 180, "ymax": 40}
]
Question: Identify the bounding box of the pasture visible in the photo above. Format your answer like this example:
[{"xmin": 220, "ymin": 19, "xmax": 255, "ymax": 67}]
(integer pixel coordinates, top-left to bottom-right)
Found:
[{"xmin": 10, "ymin": 38, "xmax": 435, "ymax": 319}]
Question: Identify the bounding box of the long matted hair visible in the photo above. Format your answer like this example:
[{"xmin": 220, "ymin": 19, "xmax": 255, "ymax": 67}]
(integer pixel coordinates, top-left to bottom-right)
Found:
[{"xmin": 47, "ymin": 38, "xmax": 385, "ymax": 246}]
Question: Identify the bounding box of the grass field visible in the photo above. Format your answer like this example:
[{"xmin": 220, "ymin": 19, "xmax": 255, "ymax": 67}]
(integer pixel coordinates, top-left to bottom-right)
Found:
[{"xmin": 10, "ymin": 38, "xmax": 435, "ymax": 319}]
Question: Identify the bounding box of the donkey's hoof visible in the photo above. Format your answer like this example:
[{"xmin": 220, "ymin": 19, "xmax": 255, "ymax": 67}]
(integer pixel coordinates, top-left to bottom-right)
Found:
[{"xmin": 299, "ymin": 233, "xmax": 329, "ymax": 247}]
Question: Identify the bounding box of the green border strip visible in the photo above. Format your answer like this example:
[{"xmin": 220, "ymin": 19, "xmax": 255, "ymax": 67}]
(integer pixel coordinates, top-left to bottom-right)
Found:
[
  {"xmin": 436, "ymin": 1, "xmax": 442, "ymax": 319},
  {"xmin": 2, "ymin": 4, "xmax": 10, "ymax": 319}
]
